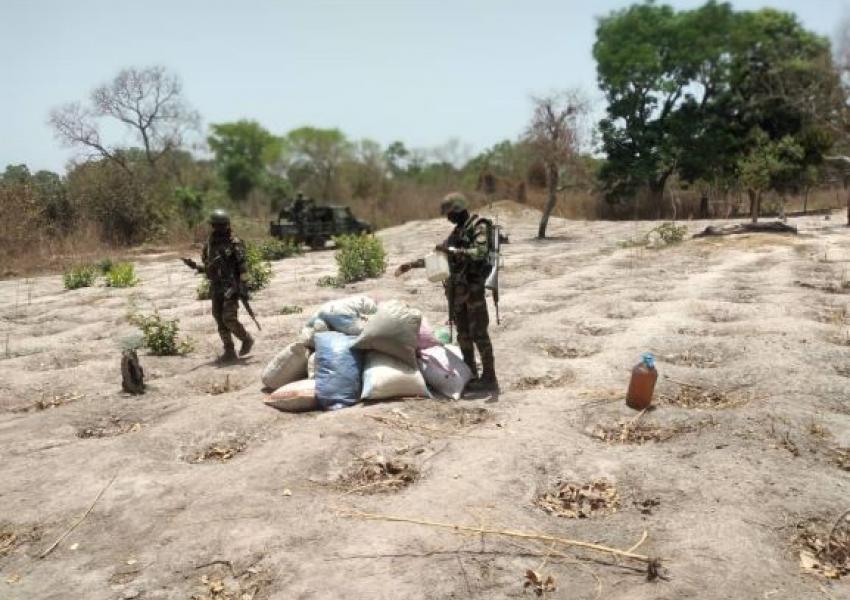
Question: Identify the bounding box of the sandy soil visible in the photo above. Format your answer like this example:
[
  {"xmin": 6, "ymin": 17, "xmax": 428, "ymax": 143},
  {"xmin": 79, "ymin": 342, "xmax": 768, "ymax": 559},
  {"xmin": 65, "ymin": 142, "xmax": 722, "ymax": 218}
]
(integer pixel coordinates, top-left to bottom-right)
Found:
[{"xmin": 2, "ymin": 205, "xmax": 850, "ymax": 599}]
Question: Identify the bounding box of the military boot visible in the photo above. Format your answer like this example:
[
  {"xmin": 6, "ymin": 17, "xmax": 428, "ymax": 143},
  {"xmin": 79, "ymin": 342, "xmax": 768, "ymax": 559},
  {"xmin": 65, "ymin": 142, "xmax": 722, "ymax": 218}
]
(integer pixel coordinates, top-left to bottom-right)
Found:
[
  {"xmin": 219, "ymin": 346, "xmax": 238, "ymax": 363},
  {"xmin": 466, "ymin": 357, "xmax": 498, "ymax": 393},
  {"xmin": 239, "ymin": 334, "xmax": 254, "ymax": 357}
]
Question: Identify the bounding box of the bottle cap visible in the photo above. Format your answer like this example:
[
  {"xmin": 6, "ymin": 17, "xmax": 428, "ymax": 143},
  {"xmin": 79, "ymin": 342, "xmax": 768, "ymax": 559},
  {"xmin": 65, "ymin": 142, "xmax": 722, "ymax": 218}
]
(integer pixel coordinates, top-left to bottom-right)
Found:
[{"xmin": 641, "ymin": 352, "xmax": 656, "ymax": 369}]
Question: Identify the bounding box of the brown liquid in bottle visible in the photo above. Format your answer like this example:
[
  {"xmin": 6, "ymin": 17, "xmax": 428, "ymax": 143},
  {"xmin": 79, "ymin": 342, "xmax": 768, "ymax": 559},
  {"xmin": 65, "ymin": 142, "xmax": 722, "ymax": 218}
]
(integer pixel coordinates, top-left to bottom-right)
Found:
[{"xmin": 626, "ymin": 355, "xmax": 657, "ymax": 410}]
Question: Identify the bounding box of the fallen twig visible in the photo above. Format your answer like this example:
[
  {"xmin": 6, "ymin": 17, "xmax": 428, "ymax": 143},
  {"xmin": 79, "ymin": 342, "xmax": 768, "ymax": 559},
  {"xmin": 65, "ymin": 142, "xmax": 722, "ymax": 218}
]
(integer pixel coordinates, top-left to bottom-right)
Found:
[
  {"xmin": 339, "ymin": 509, "xmax": 658, "ymax": 567},
  {"xmin": 39, "ymin": 472, "xmax": 118, "ymax": 559},
  {"xmin": 626, "ymin": 530, "xmax": 649, "ymax": 554}
]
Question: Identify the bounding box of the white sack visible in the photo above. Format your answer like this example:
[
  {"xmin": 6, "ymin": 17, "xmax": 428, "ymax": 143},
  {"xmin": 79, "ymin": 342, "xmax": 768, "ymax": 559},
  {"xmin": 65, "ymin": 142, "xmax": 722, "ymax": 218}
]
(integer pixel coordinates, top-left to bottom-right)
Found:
[{"xmin": 361, "ymin": 352, "xmax": 429, "ymax": 400}]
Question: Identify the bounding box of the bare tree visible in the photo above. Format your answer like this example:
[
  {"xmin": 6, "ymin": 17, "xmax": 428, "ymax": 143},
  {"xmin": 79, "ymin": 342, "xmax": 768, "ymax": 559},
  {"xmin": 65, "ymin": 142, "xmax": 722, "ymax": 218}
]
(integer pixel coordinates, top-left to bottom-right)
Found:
[
  {"xmin": 525, "ymin": 91, "xmax": 586, "ymax": 239},
  {"xmin": 49, "ymin": 66, "xmax": 199, "ymax": 171}
]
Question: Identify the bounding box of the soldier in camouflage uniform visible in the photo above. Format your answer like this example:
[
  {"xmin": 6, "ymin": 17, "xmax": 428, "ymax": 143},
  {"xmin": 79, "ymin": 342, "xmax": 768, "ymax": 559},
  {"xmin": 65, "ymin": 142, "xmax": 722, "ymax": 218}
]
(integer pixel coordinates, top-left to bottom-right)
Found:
[
  {"xmin": 193, "ymin": 210, "xmax": 254, "ymax": 362},
  {"xmin": 396, "ymin": 193, "xmax": 498, "ymax": 392}
]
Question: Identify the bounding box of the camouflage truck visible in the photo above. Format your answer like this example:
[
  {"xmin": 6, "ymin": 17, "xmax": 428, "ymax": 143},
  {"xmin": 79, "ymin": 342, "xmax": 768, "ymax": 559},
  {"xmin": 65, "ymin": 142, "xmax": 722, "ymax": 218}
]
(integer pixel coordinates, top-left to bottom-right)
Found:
[{"xmin": 268, "ymin": 197, "xmax": 372, "ymax": 249}]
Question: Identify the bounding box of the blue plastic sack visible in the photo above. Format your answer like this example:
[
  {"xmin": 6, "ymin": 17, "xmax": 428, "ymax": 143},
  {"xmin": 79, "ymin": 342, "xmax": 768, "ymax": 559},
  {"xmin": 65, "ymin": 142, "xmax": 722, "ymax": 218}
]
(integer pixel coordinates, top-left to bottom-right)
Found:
[{"xmin": 314, "ymin": 332, "xmax": 364, "ymax": 409}]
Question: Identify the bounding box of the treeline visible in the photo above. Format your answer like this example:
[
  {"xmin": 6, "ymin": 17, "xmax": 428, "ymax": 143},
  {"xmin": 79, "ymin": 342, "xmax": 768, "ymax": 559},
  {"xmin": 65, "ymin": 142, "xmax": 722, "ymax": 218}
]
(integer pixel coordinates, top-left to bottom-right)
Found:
[{"xmin": 3, "ymin": 0, "xmax": 850, "ymax": 273}]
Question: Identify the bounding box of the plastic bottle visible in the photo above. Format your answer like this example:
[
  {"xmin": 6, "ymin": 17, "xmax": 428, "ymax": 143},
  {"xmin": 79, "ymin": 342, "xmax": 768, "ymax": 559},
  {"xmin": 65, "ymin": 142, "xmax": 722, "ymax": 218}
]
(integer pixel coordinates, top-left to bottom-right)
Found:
[{"xmin": 626, "ymin": 352, "xmax": 658, "ymax": 410}]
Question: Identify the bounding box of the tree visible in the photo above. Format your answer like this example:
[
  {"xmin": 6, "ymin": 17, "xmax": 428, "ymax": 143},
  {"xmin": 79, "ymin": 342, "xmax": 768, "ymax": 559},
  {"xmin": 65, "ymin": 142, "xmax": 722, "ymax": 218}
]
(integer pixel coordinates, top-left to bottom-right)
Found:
[
  {"xmin": 207, "ymin": 120, "xmax": 281, "ymax": 202},
  {"xmin": 525, "ymin": 91, "xmax": 585, "ymax": 239},
  {"xmin": 49, "ymin": 65, "xmax": 199, "ymax": 172},
  {"xmin": 384, "ymin": 141, "xmax": 410, "ymax": 177},
  {"xmin": 594, "ymin": 1, "xmax": 736, "ymax": 216},
  {"xmin": 278, "ymin": 127, "xmax": 353, "ymax": 200}
]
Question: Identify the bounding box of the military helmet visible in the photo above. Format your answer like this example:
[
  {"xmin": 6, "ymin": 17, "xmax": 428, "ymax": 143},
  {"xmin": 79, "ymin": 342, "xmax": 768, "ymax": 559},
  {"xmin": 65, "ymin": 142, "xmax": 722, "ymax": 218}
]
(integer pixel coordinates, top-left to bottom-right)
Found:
[
  {"xmin": 208, "ymin": 209, "xmax": 230, "ymax": 226},
  {"xmin": 441, "ymin": 192, "xmax": 467, "ymax": 215}
]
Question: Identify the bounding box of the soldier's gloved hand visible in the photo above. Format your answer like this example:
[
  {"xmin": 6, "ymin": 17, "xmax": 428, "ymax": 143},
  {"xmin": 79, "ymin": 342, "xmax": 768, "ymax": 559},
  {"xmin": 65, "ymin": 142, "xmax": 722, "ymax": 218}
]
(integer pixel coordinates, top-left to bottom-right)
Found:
[
  {"xmin": 224, "ymin": 285, "xmax": 238, "ymax": 300},
  {"xmin": 394, "ymin": 263, "xmax": 411, "ymax": 278},
  {"xmin": 435, "ymin": 244, "xmax": 449, "ymax": 253}
]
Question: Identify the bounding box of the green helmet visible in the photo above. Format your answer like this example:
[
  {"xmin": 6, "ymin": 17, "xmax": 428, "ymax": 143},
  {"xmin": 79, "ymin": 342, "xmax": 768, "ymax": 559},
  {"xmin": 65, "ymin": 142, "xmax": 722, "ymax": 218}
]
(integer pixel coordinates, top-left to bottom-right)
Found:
[
  {"xmin": 208, "ymin": 209, "xmax": 230, "ymax": 226},
  {"xmin": 441, "ymin": 192, "xmax": 467, "ymax": 215}
]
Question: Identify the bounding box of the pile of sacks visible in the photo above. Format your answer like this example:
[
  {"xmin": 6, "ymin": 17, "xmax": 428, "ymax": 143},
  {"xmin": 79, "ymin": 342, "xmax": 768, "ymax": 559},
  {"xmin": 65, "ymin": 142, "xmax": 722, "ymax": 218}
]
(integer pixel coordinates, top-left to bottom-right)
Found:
[{"xmin": 262, "ymin": 295, "xmax": 474, "ymax": 412}]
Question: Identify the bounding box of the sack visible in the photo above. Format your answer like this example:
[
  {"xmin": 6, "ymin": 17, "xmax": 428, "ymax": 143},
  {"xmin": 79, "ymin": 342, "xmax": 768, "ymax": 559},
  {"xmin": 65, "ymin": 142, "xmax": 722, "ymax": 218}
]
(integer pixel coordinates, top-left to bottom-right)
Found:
[
  {"xmin": 352, "ymin": 300, "xmax": 422, "ymax": 367},
  {"xmin": 361, "ymin": 352, "xmax": 429, "ymax": 400},
  {"xmin": 299, "ymin": 318, "xmax": 329, "ymax": 349},
  {"xmin": 309, "ymin": 295, "xmax": 377, "ymax": 336},
  {"xmin": 265, "ymin": 379, "xmax": 318, "ymax": 412},
  {"xmin": 417, "ymin": 318, "xmax": 441, "ymax": 351},
  {"xmin": 307, "ymin": 351, "xmax": 316, "ymax": 379},
  {"xmin": 261, "ymin": 342, "xmax": 309, "ymax": 390},
  {"xmin": 314, "ymin": 332, "xmax": 364, "ymax": 409},
  {"xmin": 419, "ymin": 345, "xmax": 473, "ymax": 400}
]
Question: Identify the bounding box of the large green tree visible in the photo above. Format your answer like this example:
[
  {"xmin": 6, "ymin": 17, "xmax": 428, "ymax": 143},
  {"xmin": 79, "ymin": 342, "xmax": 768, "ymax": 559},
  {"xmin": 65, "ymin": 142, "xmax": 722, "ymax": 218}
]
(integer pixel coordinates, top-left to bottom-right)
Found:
[
  {"xmin": 594, "ymin": 1, "xmax": 735, "ymax": 216},
  {"xmin": 594, "ymin": 1, "xmax": 840, "ymax": 218},
  {"xmin": 207, "ymin": 120, "xmax": 282, "ymax": 202},
  {"xmin": 279, "ymin": 127, "xmax": 353, "ymax": 200}
]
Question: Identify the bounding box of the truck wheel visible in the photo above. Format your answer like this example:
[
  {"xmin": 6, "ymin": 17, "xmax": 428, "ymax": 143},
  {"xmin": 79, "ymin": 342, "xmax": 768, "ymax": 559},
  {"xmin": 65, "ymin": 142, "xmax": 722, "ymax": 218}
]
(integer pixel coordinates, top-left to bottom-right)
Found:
[{"xmin": 309, "ymin": 237, "xmax": 325, "ymax": 250}]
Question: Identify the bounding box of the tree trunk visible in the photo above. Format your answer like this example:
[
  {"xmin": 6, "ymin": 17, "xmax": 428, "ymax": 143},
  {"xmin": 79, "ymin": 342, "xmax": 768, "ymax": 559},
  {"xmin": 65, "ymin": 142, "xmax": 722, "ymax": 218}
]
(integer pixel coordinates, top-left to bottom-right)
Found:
[
  {"xmin": 748, "ymin": 189, "xmax": 760, "ymax": 223},
  {"xmin": 538, "ymin": 163, "xmax": 559, "ymax": 239},
  {"xmin": 845, "ymin": 176, "xmax": 850, "ymax": 227},
  {"xmin": 648, "ymin": 175, "xmax": 668, "ymax": 220},
  {"xmin": 802, "ymin": 187, "xmax": 809, "ymax": 214}
]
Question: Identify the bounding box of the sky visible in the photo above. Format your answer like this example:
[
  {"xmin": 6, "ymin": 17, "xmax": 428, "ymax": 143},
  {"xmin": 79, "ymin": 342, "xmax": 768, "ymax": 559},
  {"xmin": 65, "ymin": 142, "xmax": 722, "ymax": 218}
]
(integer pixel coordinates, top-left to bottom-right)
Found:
[{"xmin": 2, "ymin": 0, "xmax": 849, "ymax": 173}]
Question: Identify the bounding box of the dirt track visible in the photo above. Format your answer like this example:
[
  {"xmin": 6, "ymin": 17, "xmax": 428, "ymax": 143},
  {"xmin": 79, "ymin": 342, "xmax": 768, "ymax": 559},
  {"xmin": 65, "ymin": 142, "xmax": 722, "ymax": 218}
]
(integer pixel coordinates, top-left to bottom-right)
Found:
[{"xmin": 2, "ymin": 205, "xmax": 850, "ymax": 599}]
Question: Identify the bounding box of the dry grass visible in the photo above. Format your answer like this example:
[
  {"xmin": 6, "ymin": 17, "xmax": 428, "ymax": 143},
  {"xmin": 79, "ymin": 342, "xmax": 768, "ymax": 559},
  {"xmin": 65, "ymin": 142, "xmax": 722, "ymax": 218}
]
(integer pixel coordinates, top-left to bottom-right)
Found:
[
  {"xmin": 660, "ymin": 383, "xmax": 755, "ymax": 409},
  {"xmin": 337, "ymin": 450, "xmax": 420, "ymax": 495},
  {"xmin": 513, "ymin": 371, "xmax": 576, "ymax": 390},
  {"xmin": 795, "ymin": 515, "xmax": 850, "ymax": 580},
  {"xmin": 77, "ymin": 417, "xmax": 141, "ymax": 439},
  {"xmin": 190, "ymin": 439, "xmax": 247, "ymax": 463},
  {"xmin": 536, "ymin": 479, "xmax": 620, "ymax": 519},
  {"xmin": 591, "ymin": 419, "xmax": 708, "ymax": 444}
]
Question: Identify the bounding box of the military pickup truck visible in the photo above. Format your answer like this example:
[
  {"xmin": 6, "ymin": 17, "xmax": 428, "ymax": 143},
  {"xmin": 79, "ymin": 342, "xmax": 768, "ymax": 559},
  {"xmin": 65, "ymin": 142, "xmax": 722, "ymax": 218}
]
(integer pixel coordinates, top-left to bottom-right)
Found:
[{"xmin": 268, "ymin": 198, "xmax": 372, "ymax": 249}]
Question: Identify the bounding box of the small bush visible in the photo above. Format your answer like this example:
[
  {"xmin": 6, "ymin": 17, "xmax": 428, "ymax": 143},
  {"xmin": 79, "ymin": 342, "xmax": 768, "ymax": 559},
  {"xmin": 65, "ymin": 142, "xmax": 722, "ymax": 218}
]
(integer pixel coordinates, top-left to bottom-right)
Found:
[
  {"xmin": 259, "ymin": 238, "xmax": 302, "ymax": 261},
  {"xmin": 104, "ymin": 262, "xmax": 139, "ymax": 288},
  {"xmin": 96, "ymin": 258, "xmax": 114, "ymax": 274},
  {"xmin": 63, "ymin": 265, "xmax": 98, "ymax": 290},
  {"xmin": 334, "ymin": 234, "xmax": 387, "ymax": 284},
  {"xmin": 316, "ymin": 275, "xmax": 342, "ymax": 288},
  {"xmin": 244, "ymin": 242, "xmax": 272, "ymax": 292},
  {"xmin": 128, "ymin": 311, "xmax": 193, "ymax": 356},
  {"xmin": 650, "ymin": 222, "xmax": 688, "ymax": 245},
  {"xmin": 279, "ymin": 304, "xmax": 304, "ymax": 315}
]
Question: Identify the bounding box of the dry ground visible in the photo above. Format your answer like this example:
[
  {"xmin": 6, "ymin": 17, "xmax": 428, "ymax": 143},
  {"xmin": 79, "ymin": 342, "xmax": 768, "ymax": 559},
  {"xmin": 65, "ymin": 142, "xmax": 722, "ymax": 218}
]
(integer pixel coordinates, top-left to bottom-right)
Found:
[{"xmin": 2, "ymin": 205, "xmax": 850, "ymax": 599}]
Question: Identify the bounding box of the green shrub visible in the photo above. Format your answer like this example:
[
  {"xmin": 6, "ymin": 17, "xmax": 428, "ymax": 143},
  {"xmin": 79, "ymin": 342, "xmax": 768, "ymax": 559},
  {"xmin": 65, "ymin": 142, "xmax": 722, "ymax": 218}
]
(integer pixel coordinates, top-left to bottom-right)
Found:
[
  {"xmin": 333, "ymin": 234, "xmax": 387, "ymax": 284},
  {"xmin": 279, "ymin": 304, "xmax": 304, "ymax": 315},
  {"xmin": 128, "ymin": 311, "xmax": 193, "ymax": 356},
  {"xmin": 259, "ymin": 238, "xmax": 302, "ymax": 261},
  {"xmin": 244, "ymin": 242, "xmax": 272, "ymax": 292},
  {"xmin": 650, "ymin": 222, "xmax": 688, "ymax": 245},
  {"xmin": 96, "ymin": 258, "xmax": 114, "ymax": 274},
  {"xmin": 316, "ymin": 275, "xmax": 341, "ymax": 288},
  {"xmin": 104, "ymin": 262, "xmax": 139, "ymax": 287},
  {"xmin": 63, "ymin": 265, "xmax": 98, "ymax": 290}
]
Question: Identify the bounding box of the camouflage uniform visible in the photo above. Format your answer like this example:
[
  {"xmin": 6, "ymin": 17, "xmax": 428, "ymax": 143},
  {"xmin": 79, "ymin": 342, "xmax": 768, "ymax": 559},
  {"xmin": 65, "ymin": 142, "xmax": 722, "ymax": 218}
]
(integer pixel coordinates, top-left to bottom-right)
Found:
[
  {"xmin": 202, "ymin": 232, "xmax": 251, "ymax": 355},
  {"xmin": 444, "ymin": 214, "xmax": 495, "ymax": 383}
]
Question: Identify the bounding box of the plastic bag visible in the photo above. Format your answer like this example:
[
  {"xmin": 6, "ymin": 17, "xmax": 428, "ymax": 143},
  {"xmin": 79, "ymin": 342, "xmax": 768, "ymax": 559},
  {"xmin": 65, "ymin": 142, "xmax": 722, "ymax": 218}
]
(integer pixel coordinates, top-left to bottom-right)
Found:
[
  {"xmin": 314, "ymin": 332, "xmax": 363, "ymax": 409},
  {"xmin": 352, "ymin": 300, "xmax": 422, "ymax": 367},
  {"xmin": 417, "ymin": 318, "xmax": 441, "ymax": 351},
  {"xmin": 361, "ymin": 352, "xmax": 429, "ymax": 400},
  {"xmin": 419, "ymin": 345, "xmax": 473, "ymax": 400},
  {"xmin": 308, "ymin": 295, "xmax": 377, "ymax": 336},
  {"xmin": 265, "ymin": 379, "xmax": 318, "ymax": 412},
  {"xmin": 261, "ymin": 342, "xmax": 309, "ymax": 390}
]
